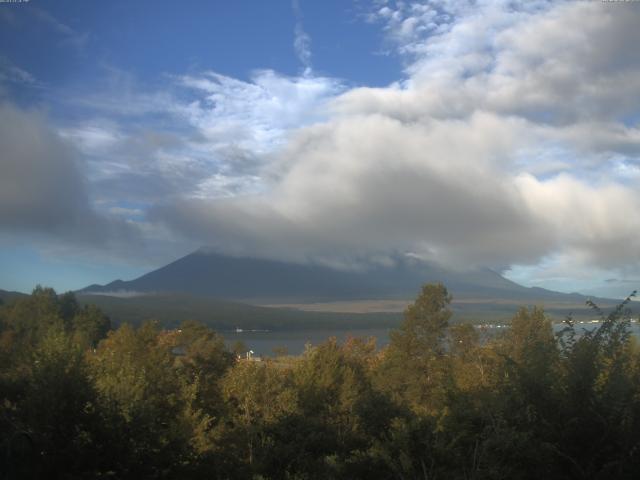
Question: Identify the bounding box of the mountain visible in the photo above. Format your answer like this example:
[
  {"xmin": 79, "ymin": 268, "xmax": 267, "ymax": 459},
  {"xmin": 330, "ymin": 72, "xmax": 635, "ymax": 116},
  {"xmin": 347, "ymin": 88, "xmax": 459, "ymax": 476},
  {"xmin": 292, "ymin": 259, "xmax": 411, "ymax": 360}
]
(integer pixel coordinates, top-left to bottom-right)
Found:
[
  {"xmin": 79, "ymin": 250, "xmax": 608, "ymax": 305},
  {"xmin": 0, "ymin": 289, "xmax": 28, "ymax": 304}
]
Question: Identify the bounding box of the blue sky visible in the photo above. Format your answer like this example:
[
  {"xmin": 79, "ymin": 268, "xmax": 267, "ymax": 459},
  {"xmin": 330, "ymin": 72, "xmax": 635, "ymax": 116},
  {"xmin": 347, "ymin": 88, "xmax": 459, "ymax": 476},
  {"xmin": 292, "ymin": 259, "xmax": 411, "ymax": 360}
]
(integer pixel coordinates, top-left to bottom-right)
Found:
[{"xmin": 1, "ymin": 0, "xmax": 640, "ymax": 298}]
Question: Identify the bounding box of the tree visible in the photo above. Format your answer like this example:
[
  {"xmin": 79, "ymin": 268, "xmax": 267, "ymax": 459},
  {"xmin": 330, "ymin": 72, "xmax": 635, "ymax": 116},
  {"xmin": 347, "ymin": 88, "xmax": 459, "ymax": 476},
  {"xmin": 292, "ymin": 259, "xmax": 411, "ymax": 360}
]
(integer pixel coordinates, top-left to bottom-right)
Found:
[
  {"xmin": 19, "ymin": 327, "xmax": 101, "ymax": 478},
  {"xmin": 552, "ymin": 294, "xmax": 640, "ymax": 478},
  {"xmin": 378, "ymin": 283, "xmax": 452, "ymax": 414},
  {"xmin": 88, "ymin": 322, "xmax": 193, "ymax": 477},
  {"xmin": 469, "ymin": 307, "xmax": 561, "ymax": 479},
  {"xmin": 391, "ymin": 283, "xmax": 452, "ymax": 359},
  {"xmin": 72, "ymin": 304, "xmax": 111, "ymax": 348}
]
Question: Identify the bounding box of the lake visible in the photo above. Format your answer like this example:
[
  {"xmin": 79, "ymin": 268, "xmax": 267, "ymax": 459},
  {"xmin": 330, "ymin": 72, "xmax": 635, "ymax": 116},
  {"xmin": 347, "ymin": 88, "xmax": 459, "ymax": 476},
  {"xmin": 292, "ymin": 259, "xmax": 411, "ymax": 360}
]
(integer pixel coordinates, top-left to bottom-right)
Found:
[
  {"xmin": 223, "ymin": 327, "xmax": 393, "ymax": 357},
  {"xmin": 223, "ymin": 320, "xmax": 640, "ymax": 357}
]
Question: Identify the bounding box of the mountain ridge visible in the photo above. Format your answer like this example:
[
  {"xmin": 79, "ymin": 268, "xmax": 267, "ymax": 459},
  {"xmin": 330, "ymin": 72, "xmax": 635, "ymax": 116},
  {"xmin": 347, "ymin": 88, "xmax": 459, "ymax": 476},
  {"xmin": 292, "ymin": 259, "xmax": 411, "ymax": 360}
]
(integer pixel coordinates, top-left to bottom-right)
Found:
[{"xmin": 79, "ymin": 250, "xmax": 613, "ymax": 305}]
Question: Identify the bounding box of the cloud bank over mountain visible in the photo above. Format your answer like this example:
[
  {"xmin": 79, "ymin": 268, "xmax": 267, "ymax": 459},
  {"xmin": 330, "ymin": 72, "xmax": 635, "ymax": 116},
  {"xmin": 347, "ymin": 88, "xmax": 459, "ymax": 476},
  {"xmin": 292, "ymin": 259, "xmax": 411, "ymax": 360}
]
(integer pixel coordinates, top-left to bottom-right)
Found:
[
  {"xmin": 2, "ymin": 0, "xmax": 640, "ymax": 295},
  {"xmin": 148, "ymin": 1, "xmax": 640, "ymax": 283}
]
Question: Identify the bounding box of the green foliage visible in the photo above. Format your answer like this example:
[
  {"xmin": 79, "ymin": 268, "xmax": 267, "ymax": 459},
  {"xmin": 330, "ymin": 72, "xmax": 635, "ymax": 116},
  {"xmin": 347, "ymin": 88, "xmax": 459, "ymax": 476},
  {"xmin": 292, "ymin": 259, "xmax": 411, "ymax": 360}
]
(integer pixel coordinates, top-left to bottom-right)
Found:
[
  {"xmin": 72, "ymin": 304, "xmax": 111, "ymax": 348},
  {"xmin": 79, "ymin": 292, "xmax": 401, "ymax": 331},
  {"xmin": 21, "ymin": 327, "xmax": 100, "ymax": 476},
  {"xmin": 0, "ymin": 289, "xmax": 108, "ymax": 479},
  {"xmin": 390, "ymin": 283, "xmax": 452, "ymax": 358},
  {"xmin": 378, "ymin": 283, "xmax": 452, "ymax": 414},
  {"xmin": 87, "ymin": 322, "xmax": 195, "ymax": 477}
]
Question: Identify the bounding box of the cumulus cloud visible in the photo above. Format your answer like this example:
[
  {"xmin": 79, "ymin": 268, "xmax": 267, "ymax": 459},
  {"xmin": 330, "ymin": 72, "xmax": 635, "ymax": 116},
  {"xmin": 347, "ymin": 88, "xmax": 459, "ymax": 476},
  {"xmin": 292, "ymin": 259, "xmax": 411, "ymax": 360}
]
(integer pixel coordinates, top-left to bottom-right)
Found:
[
  {"xmin": 15, "ymin": 0, "xmax": 636, "ymax": 295},
  {"xmin": 354, "ymin": 1, "xmax": 640, "ymax": 136},
  {"xmin": 516, "ymin": 174, "xmax": 640, "ymax": 269},
  {"xmin": 0, "ymin": 102, "xmax": 143, "ymax": 253},
  {"xmin": 47, "ymin": 66, "xmax": 346, "ymax": 266},
  {"xmin": 60, "ymin": 121, "xmax": 207, "ymax": 206},
  {"xmin": 150, "ymin": 112, "xmax": 552, "ymax": 269},
  {"xmin": 147, "ymin": 0, "xmax": 640, "ymax": 284},
  {"xmin": 62, "ymin": 68, "xmax": 345, "ymax": 205},
  {"xmin": 0, "ymin": 103, "xmax": 91, "ymax": 232},
  {"xmin": 49, "ymin": 70, "xmax": 342, "ymax": 240},
  {"xmin": 176, "ymin": 70, "xmax": 342, "ymax": 151}
]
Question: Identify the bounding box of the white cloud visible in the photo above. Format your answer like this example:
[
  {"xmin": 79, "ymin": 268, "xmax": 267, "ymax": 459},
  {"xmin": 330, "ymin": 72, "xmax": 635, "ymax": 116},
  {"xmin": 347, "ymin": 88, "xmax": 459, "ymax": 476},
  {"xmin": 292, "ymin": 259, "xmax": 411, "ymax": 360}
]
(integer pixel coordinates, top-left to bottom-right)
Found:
[
  {"xmin": 0, "ymin": 102, "xmax": 87, "ymax": 231},
  {"xmin": 0, "ymin": 57, "xmax": 35, "ymax": 86},
  {"xmin": 59, "ymin": 123, "xmax": 123, "ymax": 155},
  {"xmin": 141, "ymin": 69, "xmax": 344, "ymax": 199},
  {"xmin": 0, "ymin": 102, "xmax": 144, "ymax": 254},
  {"xmin": 146, "ymin": 0, "xmax": 640, "ymax": 295},
  {"xmin": 177, "ymin": 70, "xmax": 343, "ymax": 152},
  {"xmin": 516, "ymin": 173, "xmax": 640, "ymax": 269},
  {"xmin": 58, "ymin": 68, "xmax": 345, "ymax": 207},
  {"xmin": 292, "ymin": 0, "xmax": 313, "ymax": 75},
  {"xmin": 151, "ymin": 112, "xmax": 551, "ymax": 268},
  {"xmin": 25, "ymin": 0, "xmax": 640, "ymax": 296},
  {"xmin": 29, "ymin": 6, "xmax": 89, "ymax": 52}
]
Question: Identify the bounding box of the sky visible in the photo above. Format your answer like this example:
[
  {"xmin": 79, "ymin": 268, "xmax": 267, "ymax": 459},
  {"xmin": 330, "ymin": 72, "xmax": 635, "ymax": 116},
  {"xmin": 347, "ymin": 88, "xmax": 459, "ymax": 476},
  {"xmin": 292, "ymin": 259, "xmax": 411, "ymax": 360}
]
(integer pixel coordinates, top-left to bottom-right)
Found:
[{"xmin": 1, "ymin": 0, "xmax": 640, "ymax": 298}]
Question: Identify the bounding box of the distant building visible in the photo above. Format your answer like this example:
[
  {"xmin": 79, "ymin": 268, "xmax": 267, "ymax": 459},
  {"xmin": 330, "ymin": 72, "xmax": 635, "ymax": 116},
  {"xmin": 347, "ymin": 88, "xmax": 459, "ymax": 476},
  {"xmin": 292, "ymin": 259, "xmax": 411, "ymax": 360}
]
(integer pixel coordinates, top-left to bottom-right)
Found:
[{"xmin": 237, "ymin": 350, "xmax": 262, "ymax": 362}]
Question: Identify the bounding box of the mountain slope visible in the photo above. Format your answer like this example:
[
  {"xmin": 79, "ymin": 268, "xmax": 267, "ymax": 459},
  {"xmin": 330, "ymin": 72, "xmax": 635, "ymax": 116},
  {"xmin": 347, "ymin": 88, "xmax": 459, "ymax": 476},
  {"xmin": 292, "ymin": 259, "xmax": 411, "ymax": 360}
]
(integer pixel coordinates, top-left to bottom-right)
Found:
[
  {"xmin": 80, "ymin": 250, "xmax": 606, "ymax": 304},
  {"xmin": 0, "ymin": 289, "xmax": 28, "ymax": 304}
]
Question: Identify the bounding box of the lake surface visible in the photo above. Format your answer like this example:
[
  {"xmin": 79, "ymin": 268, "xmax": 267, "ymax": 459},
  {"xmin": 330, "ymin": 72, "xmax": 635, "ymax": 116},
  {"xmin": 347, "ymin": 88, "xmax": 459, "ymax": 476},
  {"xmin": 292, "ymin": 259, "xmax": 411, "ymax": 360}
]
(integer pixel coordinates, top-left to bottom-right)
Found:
[
  {"xmin": 223, "ymin": 327, "xmax": 393, "ymax": 357},
  {"xmin": 223, "ymin": 321, "xmax": 640, "ymax": 357}
]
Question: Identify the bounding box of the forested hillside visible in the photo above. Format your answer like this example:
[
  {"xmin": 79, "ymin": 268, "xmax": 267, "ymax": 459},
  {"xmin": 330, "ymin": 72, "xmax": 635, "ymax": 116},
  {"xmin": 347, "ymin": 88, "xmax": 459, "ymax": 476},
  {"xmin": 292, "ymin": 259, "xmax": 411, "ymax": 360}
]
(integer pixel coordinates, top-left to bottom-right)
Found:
[
  {"xmin": 1, "ymin": 285, "xmax": 639, "ymax": 479},
  {"xmin": 77, "ymin": 292, "xmax": 401, "ymax": 331}
]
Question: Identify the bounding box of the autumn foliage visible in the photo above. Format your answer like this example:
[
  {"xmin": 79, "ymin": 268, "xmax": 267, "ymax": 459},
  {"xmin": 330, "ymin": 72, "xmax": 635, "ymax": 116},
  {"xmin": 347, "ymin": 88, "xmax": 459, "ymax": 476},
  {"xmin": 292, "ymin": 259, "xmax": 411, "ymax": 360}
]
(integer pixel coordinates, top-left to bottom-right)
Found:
[{"xmin": 1, "ymin": 285, "xmax": 639, "ymax": 479}]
